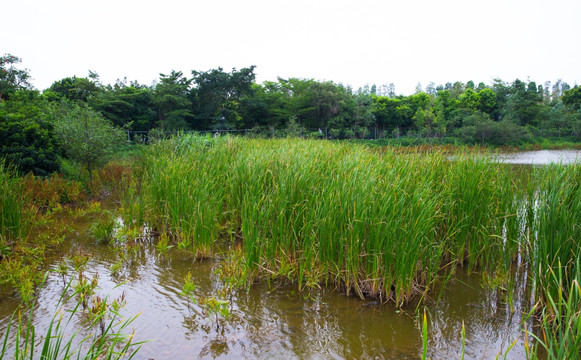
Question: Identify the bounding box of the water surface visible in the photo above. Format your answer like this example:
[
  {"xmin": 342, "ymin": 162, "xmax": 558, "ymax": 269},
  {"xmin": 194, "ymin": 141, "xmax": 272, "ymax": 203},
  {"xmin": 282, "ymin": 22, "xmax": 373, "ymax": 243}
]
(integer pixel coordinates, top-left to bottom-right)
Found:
[
  {"xmin": 497, "ymin": 149, "xmax": 580, "ymax": 165},
  {"xmin": 0, "ymin": 222, "xmax": 533, "ymax": 360}
]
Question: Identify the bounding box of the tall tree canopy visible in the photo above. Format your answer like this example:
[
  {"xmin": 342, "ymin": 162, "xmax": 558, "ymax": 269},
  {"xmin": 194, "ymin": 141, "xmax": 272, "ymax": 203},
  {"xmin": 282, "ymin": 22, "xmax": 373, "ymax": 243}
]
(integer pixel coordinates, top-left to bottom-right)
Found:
[{"xmin": 0, "ymin": 54, "xmax": 31, "ymax": 101}]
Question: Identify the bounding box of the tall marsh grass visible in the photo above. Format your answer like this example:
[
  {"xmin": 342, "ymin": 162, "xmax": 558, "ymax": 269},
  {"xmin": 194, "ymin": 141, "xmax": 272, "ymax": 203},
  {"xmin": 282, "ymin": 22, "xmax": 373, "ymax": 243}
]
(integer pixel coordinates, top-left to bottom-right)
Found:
[
  {"xmin": 119, "ymin": 134, "xmax": 581, "ymax": 357},
  {"xmin": 0, "ymin": 161, "xmax": 27, "ymax": 247},
  {"xmin": 131, "ymin": 135, "xmax": 539, "ymax": 306},
  {"xmin": 531, "ymin": 163, "xmax": 581, "ymax": 305}
]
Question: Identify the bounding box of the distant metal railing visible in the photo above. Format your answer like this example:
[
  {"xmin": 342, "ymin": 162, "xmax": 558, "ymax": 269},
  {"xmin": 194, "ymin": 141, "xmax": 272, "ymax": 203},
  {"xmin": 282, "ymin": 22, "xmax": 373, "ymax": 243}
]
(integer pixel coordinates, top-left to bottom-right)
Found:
[{"xmin": 125, "ymin": 127, "xmax": 384, "ymax": 144}]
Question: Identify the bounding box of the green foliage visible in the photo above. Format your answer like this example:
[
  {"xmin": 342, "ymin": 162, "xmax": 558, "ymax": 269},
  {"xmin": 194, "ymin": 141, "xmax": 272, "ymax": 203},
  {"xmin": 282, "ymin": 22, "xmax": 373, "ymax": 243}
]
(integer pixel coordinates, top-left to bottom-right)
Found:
[
  {"xmin": 455, "ymin": 112, "xmax": 531, "ymax": 145},
  {"xmin": 478, "ymin": 87, "xmax": 497, "ymax": 114},
  {"xmin": 153, "ymin": 70, "xmax": 193, "ymax": 130},
  {"xmin": 89, "ymin": 210, "xmax": 117, "ymax": 244},
  {"xmin": 562, "ymin": 86, "xmax": 581, "ymax": 111},
  {"xmin": 0, "ymin": 162, "xmax": 26, "ymax": 245},
  {"xmin": 525, "ymin": 260, "xmax": 581, "ymax": 359},
  {"xmin": 458, "ymin": 88, "xmax": 480, "ymax": 111},
  {"xmin": 192, "ymin": 66, "xmax": 256, "ymax": 130},
  {"xmin": 91, "ymin": 79, "xmax": 156, "ymax": 131},
  {"xmin": 0, "ymin": 91, "xmax": 61, "ymax": 176},
  {"xmin": 201, "ymin": 296, "xmax": 231, "ymax": 331},
  {"xmin": 53, "ymin": 104, "xmax": 126, "ymax": 182},
  {"xmin": 2, "ymin": 53, "xmax": 580, "ymax": 151},
  {"xmin": 531, "ymin": 164, "xmax": 581, "ymax": 304},
  {"xmin": 180, "ymin": 271, "xmax": 197, "ymax": 311},
  {"xmin": 503, "ymin": 79, "xmax": 542, "ymax": 126},
  {"xmin": 135, "ymin": 136, "xmax": 530, "ymax": 305},
  {"xmin": 0, "ymin": 54, "xmax": 31, "ymax": 101},
  {"xmin": 44, "ymin": 75, "xmax": 101, "ymax": 103}
]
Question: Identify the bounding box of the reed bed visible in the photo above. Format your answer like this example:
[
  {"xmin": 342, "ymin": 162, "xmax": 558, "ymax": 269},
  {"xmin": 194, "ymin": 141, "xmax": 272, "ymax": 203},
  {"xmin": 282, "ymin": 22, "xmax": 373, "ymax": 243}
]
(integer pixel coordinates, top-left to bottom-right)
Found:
[
  {"xmin": 132, "ymin": 135, "xmax": 545, "ymax": 306},
  {"xmin": 531, "ymin": 163, "xmax": 581, "ymax": 306},
  {"xmin": 136, "ymin": 134, "xmax": 231, "ymax": 258},
  {"xmin": 0, "ymin": 161, "xmax": 27, "ymax": 246}
]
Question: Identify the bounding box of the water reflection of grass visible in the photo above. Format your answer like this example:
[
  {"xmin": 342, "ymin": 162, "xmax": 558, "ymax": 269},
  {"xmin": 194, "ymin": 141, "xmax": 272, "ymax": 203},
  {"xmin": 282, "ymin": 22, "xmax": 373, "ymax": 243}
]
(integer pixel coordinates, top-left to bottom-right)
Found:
[{"xmin": 1, "ymin": 279, "xmax": 144, "ymax": 360}]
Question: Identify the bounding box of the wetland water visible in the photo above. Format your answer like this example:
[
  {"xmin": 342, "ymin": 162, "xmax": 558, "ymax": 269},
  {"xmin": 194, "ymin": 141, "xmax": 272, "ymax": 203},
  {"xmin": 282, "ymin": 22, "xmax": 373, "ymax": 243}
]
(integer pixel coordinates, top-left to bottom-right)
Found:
[
  {"xmin": 497, "ymin": 149, "xmax": 581, "ymax": 165},
  {"xmin": 2, "ymin": 149, "xmax": 579, "ymax": 359},
  {"xmin": 0, "ymin": 224, "xmax": 531, "ymax": 360}
]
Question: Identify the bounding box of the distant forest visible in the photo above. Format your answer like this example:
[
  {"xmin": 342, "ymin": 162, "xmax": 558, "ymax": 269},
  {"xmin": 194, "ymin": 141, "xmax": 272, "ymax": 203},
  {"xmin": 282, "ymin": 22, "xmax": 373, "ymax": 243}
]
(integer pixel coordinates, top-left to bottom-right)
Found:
[{"xmin": 1, "ymin": 53, "xmax": 581, "ymax": 174}]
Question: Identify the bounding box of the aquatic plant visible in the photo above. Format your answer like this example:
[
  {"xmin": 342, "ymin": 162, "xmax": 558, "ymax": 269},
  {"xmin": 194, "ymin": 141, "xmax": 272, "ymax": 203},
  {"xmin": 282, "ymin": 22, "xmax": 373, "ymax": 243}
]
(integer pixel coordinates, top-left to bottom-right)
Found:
[
  {"xmin": 181, "ymin": 271, "xmax": 197, "ymax": 311},
  {"xmin": 201, "ymin": 296, "xmax": 231, "ymax": 332},
  {"xmin": 531, "ymin": 163, "xmax": 581, "ymax": 306},
  {"xmin": 89, "ymin": 210, "xmax": 117, "ymax": 244},
  {"xmin": 132, "ymin": 136, "xmax": 533, "ymax": 305},
  {"xmin": 130, "ymin": 132, "xmax": 579, "ymax": 346},
  {"xmin": 155, "ymin": 233, "xmax": 173, "ymax": 257},
  {"xmin": 0, "ymin": 281, "xmax": 144, "ymax": 360},
  {"xmin": 421, "ymin": 308, "xmax": 428, "ymax": 360},
  {"xmin": 526, "ymin": 259, "xmax": 581, "ymax": 359},
  {"xmin": 0, "ymin": 161, "xmax": 26, "ymax": 247}
]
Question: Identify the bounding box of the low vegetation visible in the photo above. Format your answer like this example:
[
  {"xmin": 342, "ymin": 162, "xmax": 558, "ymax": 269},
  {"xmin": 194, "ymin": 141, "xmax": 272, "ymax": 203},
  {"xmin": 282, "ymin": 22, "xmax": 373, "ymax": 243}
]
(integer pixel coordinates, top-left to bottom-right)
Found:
[
  {"xmin": 128, "ymin": 136, "xmax": 579, "ymax": 308},
  {"xmin": 1, "ymin": 131, "xmax": 579, "ymax": 358}
]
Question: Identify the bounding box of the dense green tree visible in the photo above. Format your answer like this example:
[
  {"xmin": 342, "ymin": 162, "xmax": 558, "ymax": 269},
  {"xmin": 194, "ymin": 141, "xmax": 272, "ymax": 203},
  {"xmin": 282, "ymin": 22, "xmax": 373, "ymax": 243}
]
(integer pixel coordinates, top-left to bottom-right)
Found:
[
  {"xmin": 53, "ymin": 104, "xmax": 125, "ymax": 182},
  {"xmin": 0, "ymin": 54, "xmax": 32, "ymax": 101},
  {"xmin": 413, "ymin": 107, "xmax": 437, "ymax": 136},
  {"xmin": 275, "ymin": 78, "xmax": 315, "ymax": 128},
  {"xmin": 562, "ymin": 86, "xmax": 581, "ymax": 111},
  {"xmin": 153, "ymin": 71, "xmax": 193, "ymax": 130},
  {"xmin": 456, "ymin": 112, "xmax": 531, "ymax": 145},
  {"xmin": 91, "ymin": 79, "xmax": 156, "ymax": 131},
  {"xmin": 0, "ymin": 90, "xmax": 60, "ymax": 176},
  {"xmin": 504, "ymin": 79, "xmax": 542, "ymax": 126},
  {"xmin": 238, "ymin": 82, "xmax": 284, "ymax": 130},
  {"xmin": 44, "ymin": 75, "xmax": 101, "ymax": 103},
  {"xmin": 459, "ymin": 88, "xmax": 480, "ymax": 112},
  {"xmin": 372, "ymin": 96, "xmax": 401, "ymax": 134},
  {"xmin": 308, "ymin": 81, "xmax": 351, "ymax": 130},
  {"xmin": 491, "ymin": 79, "xmax": 510, "ymax": 120},
  {"xmin": 351, "ymin": 92, "xmax": 375, "ymax": 138},
  {"xmin": 191, "ymin": 66, "xmax": 256, "ymax": 130},
  {"xmin": 434, "ymin": 90, "xmax": 459, "ymax": 132},
  {"xmin": 477, "ymin": 88, "xmax": 497, "ymax": 115}
]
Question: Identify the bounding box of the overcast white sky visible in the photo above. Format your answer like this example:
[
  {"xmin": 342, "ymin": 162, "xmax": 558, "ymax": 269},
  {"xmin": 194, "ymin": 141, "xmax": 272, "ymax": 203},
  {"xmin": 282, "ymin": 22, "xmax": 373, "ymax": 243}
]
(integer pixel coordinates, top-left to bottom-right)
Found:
[{"xmin": 2, "ymin": 0, "xmax": 580, "ymax": 95}]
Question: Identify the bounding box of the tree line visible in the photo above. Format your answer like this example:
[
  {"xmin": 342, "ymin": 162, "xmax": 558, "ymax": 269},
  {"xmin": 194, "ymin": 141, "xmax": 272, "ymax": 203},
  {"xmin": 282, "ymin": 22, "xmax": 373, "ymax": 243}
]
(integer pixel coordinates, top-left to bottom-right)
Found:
[{"xmin": 1, "ymin": 53, "xmax": 581, "ymax": 176}]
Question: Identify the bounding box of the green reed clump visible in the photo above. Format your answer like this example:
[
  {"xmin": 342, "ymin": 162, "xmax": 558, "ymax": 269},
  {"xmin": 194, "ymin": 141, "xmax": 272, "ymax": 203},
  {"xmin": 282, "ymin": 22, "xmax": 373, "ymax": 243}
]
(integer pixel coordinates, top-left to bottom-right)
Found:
[
  {"xmin": 136, "ymin": 134, "xmax": 234, "ymax": 258},
  {"xmin": 0, "ymin": 161, "xmax": 27, "ymax": 248},
  {"xmin": 134, "ymin": 136, "xmax": 528, "ymax": 304},
  {"xmin": 133, "ymin": 135, "xmax": 578, "ymax": 310},
  {"xmin": 89, "ymin": 210, "xmax": 117, "ymax": 244},
  {"xmin": 525, "ymin": 258, "xmax": 581, "ymax": 359},
  {"xmin": 439, "ymin": 153, "xmax": 523, "ymax": 271},
  {"xmin": 227, "ymin": 139, "xmax": 524, "ymax": 304},
  {"xmin": 531, "ymin": 163, "xmax": 581, "ymax": 305}
]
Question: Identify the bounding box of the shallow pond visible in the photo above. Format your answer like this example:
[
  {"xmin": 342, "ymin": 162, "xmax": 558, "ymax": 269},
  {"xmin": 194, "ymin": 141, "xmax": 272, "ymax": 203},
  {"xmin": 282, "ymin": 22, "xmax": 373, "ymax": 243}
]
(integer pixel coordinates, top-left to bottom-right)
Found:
[
  {"xmin": 497, "ymin": 149, "xmax": 581, "ymax": 165},
  {"xmin": 0, "ymin": 214, "xmax": 535, "ymax": 360}
]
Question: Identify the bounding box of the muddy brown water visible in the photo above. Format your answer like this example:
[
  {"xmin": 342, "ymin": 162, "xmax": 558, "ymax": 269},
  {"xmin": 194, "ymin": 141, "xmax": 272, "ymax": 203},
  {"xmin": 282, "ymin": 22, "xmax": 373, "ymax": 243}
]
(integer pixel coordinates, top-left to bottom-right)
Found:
[
  {"xmin": 5, "ymin": 149, "xmax": 579, "ymax": 359},
  {"xmin": 0, "ymin": 214, "xmax": 533, "ymax": 360}
]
